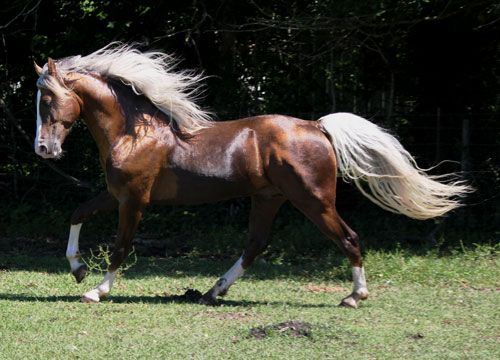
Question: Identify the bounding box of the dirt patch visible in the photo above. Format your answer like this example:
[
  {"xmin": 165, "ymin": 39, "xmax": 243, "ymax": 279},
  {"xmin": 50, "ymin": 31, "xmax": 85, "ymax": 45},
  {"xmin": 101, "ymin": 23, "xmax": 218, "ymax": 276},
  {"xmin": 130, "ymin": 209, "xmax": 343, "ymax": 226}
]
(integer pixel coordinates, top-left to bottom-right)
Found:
[
  {"xmin": 250, "ymin": 321, "xmax": 312, "ymax": 339},
  {"xmin": 249, "ymin": 327, "xmax": 268, "ymax": 339},
  {"xmin": 462, "ymin": 285, "xmax": 500, "ymax": 292},
  {"xmin": 304, "ymin": 284, "xmax": 347, "ymax": 293}
]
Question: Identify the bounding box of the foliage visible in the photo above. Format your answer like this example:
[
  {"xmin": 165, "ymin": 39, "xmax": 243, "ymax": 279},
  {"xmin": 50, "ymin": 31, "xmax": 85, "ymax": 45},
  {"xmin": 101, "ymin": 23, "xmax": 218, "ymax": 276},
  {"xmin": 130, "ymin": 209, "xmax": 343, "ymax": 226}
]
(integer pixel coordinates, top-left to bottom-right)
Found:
[{"xmin": 82, "ymin": 244, "xmax": 137, "ymax": 275}]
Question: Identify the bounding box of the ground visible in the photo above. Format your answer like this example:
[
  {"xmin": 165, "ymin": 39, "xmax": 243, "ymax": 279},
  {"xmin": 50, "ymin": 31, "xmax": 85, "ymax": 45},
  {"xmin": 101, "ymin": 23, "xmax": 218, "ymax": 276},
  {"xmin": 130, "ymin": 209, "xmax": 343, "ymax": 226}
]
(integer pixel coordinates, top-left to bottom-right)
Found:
[{"xmin": 0, "ymin": 245, "xmax": 498, "ymax": 359}]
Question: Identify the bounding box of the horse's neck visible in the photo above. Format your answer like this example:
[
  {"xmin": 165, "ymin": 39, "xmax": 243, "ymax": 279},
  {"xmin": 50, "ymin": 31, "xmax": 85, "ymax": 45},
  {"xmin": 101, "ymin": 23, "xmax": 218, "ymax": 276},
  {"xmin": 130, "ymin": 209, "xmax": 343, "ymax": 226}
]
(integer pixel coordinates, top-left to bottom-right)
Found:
[
  {"xmin": 76, "ymin": 75, "xmax": 127, "ymax": 166},
  {"xmin": 75, "ymin": 74, "xmax": 174, "ymax": 167}
]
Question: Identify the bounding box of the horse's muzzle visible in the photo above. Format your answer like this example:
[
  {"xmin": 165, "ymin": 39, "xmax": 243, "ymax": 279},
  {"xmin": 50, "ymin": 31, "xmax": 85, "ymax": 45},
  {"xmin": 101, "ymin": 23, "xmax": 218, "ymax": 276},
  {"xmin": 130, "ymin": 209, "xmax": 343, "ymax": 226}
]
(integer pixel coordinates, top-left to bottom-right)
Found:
[{"xmin": 35, "ymin": 141, "xmax": 62, "ymax": 159}]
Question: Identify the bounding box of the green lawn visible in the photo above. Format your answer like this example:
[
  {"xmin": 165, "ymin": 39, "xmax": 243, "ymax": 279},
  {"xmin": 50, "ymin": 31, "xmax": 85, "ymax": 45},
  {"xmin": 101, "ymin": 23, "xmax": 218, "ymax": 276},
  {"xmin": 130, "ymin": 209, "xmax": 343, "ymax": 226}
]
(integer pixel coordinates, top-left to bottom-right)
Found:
[{"xmin": 0, "ymin": 245, "xmax": 498, "ymax": 359}]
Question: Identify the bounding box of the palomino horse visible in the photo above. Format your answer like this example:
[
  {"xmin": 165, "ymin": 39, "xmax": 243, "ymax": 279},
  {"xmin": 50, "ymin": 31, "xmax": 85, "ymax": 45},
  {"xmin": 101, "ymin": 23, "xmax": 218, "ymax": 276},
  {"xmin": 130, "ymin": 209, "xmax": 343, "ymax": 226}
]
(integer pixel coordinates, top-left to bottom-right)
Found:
[{"xmin": 34, "ymin": 43, "xmax": 470, "ymax": 308}]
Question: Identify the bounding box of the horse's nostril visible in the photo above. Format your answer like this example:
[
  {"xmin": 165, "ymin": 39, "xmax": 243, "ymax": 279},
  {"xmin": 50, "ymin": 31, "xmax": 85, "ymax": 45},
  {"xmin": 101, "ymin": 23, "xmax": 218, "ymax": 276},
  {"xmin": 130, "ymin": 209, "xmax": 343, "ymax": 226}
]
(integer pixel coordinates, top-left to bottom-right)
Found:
[{"xmin": 39, "ymin": 144, "xmax": 49, "ymax": 154}]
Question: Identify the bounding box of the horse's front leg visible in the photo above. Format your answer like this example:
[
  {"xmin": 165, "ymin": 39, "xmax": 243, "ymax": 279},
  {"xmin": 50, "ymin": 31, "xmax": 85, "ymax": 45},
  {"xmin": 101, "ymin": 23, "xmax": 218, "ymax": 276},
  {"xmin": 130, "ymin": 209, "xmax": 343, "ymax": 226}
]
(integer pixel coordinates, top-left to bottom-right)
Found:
[
  {"xmin": 67, "ymin": 191, "xmax": 118, "ymax": 283},
  {"xmin": 81, "ymin": 198, "xmax": 144, "ymax": 303}
]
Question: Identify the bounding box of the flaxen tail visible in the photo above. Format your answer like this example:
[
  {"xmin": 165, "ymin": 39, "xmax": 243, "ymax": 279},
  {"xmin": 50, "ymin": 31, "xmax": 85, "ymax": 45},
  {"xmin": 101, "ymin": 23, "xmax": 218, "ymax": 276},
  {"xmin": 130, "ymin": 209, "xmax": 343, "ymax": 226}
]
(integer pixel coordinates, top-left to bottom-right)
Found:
[{"xmin": 319, "ymin": 113, "xmax": 473, "ymax": 220}]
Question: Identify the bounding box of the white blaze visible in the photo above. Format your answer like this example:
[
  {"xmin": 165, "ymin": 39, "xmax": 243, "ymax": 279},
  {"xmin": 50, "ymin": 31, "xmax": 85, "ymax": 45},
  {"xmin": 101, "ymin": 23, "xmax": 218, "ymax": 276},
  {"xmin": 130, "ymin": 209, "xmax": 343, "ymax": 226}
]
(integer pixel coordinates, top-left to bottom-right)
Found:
[{"xmin": 35, "ymin": 90, "xmax": 42, "ymax": 149}]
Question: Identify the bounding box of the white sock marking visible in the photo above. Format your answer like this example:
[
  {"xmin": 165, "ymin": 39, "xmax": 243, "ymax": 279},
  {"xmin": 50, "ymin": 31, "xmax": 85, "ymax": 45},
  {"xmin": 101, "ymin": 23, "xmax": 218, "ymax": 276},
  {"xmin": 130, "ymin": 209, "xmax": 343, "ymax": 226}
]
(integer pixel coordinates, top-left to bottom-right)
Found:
[
  {"xmin": 223, "ymin": 256, "xmax": 245, "ymax": 285},
  {"xmin": 211, "ymin": 256, "xmax": 245, "ymax": 297},
  {"xmin": 352, "ymin": 266, "xmax": 368, "ymax": 293},
  {"xmin": 83, "ymin": 271, "xmax": 116, "ymax": 302},
  {"xmin": 66, "ymin": 224, "xmax": 83, "ymax": 272}
]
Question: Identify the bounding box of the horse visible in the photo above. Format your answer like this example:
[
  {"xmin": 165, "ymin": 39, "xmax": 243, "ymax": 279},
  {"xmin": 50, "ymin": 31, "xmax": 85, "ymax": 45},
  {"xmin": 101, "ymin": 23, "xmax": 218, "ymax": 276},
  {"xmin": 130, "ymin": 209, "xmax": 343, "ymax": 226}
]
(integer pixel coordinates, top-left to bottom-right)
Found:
[{"xmin": 33, "ymin": 43, "xmax": 471, "ymax": 308}]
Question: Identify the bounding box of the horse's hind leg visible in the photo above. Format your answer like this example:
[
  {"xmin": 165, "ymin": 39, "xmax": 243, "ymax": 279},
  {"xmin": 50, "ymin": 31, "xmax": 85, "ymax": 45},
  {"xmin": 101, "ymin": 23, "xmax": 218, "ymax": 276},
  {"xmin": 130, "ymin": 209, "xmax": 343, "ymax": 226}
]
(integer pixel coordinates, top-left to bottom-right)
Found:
[
  {"xmin": 334, "ymin": 214, "xmax": 369, "ymax": 308},
  {"xmin": 67, "ymin": 191, "xmax": 118, "ymax": 283},
  {"xmin": 200, "ymin": 194, "xmax": 285, "ymax": 305},
  {"xmin": 296, "ymin": 200, "xmax": 368, "ymax": 308}
]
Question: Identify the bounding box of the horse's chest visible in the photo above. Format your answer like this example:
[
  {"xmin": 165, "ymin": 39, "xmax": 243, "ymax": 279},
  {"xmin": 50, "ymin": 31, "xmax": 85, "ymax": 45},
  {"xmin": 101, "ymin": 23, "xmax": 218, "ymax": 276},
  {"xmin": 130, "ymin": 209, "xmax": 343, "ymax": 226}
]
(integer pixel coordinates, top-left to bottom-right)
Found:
[{"xmin": 105, "ymin": 135, "xmax": 169, "ymax": 198}]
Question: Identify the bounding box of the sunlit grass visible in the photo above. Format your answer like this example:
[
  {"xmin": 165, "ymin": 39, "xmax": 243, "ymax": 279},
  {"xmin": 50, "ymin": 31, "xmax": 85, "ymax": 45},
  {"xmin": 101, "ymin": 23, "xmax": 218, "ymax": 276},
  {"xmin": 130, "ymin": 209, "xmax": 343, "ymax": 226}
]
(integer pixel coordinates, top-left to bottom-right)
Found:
[{"xmin": 0, "ymin": 245, "xmax": 498, "ymax": 359}]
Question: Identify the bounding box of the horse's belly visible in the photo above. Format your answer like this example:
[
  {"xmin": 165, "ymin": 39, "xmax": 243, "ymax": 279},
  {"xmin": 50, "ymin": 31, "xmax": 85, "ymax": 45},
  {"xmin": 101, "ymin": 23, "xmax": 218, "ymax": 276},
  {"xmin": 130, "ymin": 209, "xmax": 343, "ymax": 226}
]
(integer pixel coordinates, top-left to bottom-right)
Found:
[{"xmin": 150, "ymin": 168, "xmax": 257, "ymax": 205}]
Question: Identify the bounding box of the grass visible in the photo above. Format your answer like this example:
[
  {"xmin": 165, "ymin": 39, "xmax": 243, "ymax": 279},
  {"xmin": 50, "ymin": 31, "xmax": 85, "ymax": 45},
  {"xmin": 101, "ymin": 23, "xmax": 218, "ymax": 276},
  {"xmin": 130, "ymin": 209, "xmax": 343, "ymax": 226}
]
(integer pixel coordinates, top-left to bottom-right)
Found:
[{"xmin": 0, "ymin": 245, "xmax": 498, "ymax": 359}]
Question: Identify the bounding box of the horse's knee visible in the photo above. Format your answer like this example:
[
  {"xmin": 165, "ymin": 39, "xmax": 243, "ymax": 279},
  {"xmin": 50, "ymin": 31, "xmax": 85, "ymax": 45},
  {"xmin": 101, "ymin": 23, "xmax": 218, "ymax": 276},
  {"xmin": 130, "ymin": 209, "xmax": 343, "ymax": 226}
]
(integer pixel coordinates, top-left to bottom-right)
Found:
[
  {"xmin": 70, "ymin": 192, "xmax": 117, "ymax": 225},
  {"xmin": 70, "ymin": 206, "xmax": 94, "ymax": 225}
]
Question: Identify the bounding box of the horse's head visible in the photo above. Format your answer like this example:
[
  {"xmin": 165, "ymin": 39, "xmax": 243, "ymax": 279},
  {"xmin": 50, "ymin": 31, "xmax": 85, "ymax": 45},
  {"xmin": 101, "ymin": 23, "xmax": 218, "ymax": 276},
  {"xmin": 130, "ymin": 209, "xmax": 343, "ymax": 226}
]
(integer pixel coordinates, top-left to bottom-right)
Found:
[{"xmin": 34, "ymin": 58, "xmax": 82, "ymax": 159}]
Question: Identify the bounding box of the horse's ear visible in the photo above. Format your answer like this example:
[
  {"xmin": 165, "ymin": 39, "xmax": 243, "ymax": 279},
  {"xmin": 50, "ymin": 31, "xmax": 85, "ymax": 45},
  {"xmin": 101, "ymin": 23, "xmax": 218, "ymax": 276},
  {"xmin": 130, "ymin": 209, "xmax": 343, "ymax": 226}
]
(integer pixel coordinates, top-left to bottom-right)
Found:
[
  {"xmin": 47, "ymin": 58, "xmax": 58, "ymax": 76},
  {"xmin": 34, "ymin": 61, "xmax": 43, "ymax": 76}
]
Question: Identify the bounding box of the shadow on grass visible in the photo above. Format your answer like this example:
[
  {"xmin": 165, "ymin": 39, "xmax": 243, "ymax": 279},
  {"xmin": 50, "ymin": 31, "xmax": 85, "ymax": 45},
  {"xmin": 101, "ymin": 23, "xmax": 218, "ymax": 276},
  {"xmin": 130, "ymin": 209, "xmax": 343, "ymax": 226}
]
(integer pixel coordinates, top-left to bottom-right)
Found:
[
  {"xmin": 0, "ymin": 254, "xmax": 350, "ymax": 281},
  {"xmin": 0, "ymin": 292, "xmax": 334, "ymax": 308}
]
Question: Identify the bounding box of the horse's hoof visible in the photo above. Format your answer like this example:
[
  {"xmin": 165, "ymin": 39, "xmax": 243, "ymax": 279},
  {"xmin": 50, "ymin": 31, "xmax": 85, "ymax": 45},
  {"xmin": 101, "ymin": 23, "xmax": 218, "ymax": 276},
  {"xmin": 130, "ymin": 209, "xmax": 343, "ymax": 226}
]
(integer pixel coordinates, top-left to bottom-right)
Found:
[
  {"xmin": 81, "ymin": 289, "xmax": 101, "ymax": 303},
  {"xmin": 339, "ymin": 296, "xmax": 358, "ymax": 309},
  {"xmin": 72, "ymin": 264, "xmax": 87, "ymax": 284},
  {"xmin": 199, "ymin": 294, "xmax": 218, "ymax": 306}
]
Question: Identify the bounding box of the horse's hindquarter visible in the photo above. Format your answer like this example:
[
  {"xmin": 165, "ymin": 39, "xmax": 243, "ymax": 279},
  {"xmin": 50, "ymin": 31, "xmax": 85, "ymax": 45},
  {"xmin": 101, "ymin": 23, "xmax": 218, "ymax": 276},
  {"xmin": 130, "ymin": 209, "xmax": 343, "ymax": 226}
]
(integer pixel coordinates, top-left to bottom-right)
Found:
[{"xmin": 259, "ymin": 116, "xmax": 338, "ymax": 202}]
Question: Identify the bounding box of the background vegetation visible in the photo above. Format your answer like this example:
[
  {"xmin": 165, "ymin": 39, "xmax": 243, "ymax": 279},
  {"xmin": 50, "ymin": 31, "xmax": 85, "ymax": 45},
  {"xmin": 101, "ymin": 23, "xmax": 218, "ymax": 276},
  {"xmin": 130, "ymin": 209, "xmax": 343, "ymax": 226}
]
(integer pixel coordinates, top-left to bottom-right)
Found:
[{"xmin": 0, "ymin": 0, "xmax": 498, "ymax": 255}]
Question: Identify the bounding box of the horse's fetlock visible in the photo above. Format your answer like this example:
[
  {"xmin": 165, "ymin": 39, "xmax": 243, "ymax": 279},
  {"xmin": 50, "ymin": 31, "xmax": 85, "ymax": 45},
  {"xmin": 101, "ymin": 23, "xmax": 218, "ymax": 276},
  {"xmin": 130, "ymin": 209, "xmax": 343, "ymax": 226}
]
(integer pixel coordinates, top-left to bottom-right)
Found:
[{"xmin": 356, "ymin": 288, "xmax": 369, "ymax": 300}]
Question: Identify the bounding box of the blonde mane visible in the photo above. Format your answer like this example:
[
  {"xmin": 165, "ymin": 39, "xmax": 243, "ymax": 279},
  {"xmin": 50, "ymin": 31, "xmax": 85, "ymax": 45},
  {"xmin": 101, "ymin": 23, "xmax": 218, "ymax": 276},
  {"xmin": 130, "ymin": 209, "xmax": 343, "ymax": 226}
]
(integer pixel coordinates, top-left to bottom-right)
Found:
[{"xmin": 37, "ymin": 42, "xmax": 212, "ymax": 133}]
